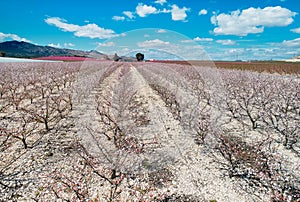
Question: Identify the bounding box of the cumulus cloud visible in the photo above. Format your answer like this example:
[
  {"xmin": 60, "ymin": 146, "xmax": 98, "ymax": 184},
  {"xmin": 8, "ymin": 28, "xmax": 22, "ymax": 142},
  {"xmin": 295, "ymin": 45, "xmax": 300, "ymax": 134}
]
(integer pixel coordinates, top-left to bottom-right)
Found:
[
  {"xmin": 211, "ymin": 6, "xmax": 297, "ymax": 36},
  {"xmin": 180, "ymin": 37, "xmax": 213, "ymax": 43},
  {"xmin": 223, "ymin": 48, "xmax": 245, "ymax": 58},
  {"xmin": 136, "ymin": 3, "xmax": 157, "ymax": 17},
  {"xmin": 137, "ymin": 39, "xmax": 170, "ymax": 48},
  {"xmin": 291, "ymin": 28, "xmax": 300, "ymax": 33},
  {"xmin": 282, "ymin": 38, "xmax": 300, "ymax": 47},
  {"xmin": 131, "ymin": 3, "xmax": 189, "ymax": 22},
  {"xmin": 180, "ymin": 39, "xmax": 193, "ymax": 43},
  {"xmin": 97, "ymin": 42, "xmax": 115, "ymax": 47},
  {"xmin": 112, "ymin": 16, "xmax": 125, "ymax": 21},
  {"xmin": 157, "ymin": 29, "xmax": 167, "ymax": 33},
  {"xmin": 160, "ymin": 8, "xmax": 171, "ymax": 14},
  {"xmin": 171, "ymin": 5, "xmax": 189, "ymax": 21},
  {"xmin": 48, "ymin": 43, "xmax": 62, "ymax": 48},
  {"xmin": 45, "ymin": 17, "xmax": 120, "ymax": 39},
  {"xmin": 123, "ymin": 11, "xmax": 135, "ymax": 19},
  {"xmin": 194, "ymin": 37, "xmax": 213, "ymax": 42},
  {"xmin": 48, "ymin": 42, "xmax": 75, "ymax": 48},
  {"xmin": 216, "ymin": 39, "xmax": 236, "ymax": 45},
  {"xmin": 198, "ymin": 9, "xmax": 208, "ymax": 15},
  {"xmin": 154, "ymin": 0, "xmax": 167, "ymax": 5},
  {"xmin": 64, "ymin": 43, "xmax": 75, "ymax": 47},
  {"xmin": 0, "ymin": 32, "xmax": 30, "ymax": 42}
]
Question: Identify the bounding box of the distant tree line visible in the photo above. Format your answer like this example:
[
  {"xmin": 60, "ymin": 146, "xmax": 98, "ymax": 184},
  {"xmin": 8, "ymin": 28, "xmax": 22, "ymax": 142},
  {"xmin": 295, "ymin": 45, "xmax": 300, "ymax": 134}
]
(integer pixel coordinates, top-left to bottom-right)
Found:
[{"xmin": 112, "ymin": 52, "xmax": 145, "ymax": 62}]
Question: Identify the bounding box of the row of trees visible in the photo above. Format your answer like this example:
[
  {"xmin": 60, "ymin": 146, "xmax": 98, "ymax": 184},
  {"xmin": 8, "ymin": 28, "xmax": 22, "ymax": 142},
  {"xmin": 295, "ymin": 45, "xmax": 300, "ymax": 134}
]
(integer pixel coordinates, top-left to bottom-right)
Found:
[
  {"xmin": 0, "ymin": 63, "xmax": 79, "ymax": 148},
  {"xmin": 37, "ymin": 62, "xmax": 173, "ymax": 201},
  {"xmin": 0, "ymin": 61, "xmax": 114, "ymax": 199},
  {"xmin": 0, "ymin": 61, "xmax": 299, "ymax": 201},
  {"xmin": 136, "ymin": 62, "xmax": 300, "ymax": 201},
  {"xmin": 138, "ymin": 62, "xmax": 299, "ymax": 152}
]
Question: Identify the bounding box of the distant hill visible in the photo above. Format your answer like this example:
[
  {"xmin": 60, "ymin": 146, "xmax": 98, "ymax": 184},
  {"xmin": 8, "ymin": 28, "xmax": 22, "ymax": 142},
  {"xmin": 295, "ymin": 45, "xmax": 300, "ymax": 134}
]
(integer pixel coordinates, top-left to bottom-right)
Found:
[{"xmin": 0, "ymin": 40, "xmax": 108, "ymax": 59}]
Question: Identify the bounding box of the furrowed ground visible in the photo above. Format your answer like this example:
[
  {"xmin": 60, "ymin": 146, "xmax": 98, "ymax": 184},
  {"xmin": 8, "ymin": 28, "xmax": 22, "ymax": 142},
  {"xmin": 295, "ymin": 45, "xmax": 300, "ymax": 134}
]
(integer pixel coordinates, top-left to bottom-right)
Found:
[{"xmin": 0, "ymin": 61, "xmax": 299, "ymax": 201}]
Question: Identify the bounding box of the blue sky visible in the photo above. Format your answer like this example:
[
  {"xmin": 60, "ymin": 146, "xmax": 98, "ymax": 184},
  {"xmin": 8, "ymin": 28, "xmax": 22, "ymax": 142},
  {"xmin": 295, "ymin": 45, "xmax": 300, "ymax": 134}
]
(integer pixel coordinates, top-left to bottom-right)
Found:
[{"xmin": 1, "ymin": 0, "xmax": 300, "ymax": 60}]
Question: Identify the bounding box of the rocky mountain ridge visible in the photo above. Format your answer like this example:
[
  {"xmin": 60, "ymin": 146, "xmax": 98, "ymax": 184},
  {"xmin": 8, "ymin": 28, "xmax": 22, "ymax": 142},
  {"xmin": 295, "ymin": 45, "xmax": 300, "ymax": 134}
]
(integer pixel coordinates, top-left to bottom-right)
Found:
[{"xmin": 0, "ymin": 40, "xmax": 107, "ymax": 59}]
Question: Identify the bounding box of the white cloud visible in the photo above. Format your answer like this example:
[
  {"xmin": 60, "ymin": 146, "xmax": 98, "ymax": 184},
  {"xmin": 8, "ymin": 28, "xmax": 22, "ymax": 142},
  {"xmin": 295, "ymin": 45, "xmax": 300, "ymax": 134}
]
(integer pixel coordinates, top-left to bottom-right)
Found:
[
  {"xmin": 45, "ymin": 17, "xmax": 119, "ymax": 39},
  {"xmin": 194, "ymin": 37, "xmax": 213, "ymax": 42},
  {"xmin": 180, "ymin": 39, "xmax": 193, "ymax": 43},
  {"xmin": 157, "ymin": 29, "xmax": 167, "ymax": 33},
  {"xmin": 136, "ymin": 3, "xmax": 157, "ymax": 17},
  {"xmin": 97, "ymin": 42, "xmax": 115, "ymax": 47},
  {"xmin": 224, "ymin": 48, "xmax": 245, "ymax": 57},
  {"xmin": 154, "ymin": 0, "xmax": 167, "ymax": 5},
  {"xmin": 160, "ymin": 8, "xmax": 171, "ymax": 14},
  {"xmin": 48, "ymin": 43, "xmax": 62, "ymax": 48},
  {"xmin": 282, "ymin": 38, "xmax": 300, "ymax": 47},
  {"xmin": 198, "ymin": 9, "xmax": 208, "ymax": 15},
  {"xmin": 144, "ymin": 34, "xmax": 150, "ymax": 37},
  {"xmin": 216, "ymin": 39, "xmax": 236, "ymax": 45},
  {"xmin": 64, "ymin": 43, "xmax": 75, "ymax": 47},
  {"xmin": 211, "ymin": 6, "xmax": 297, "ymax": 36},
  {"xmin": 209, "ymin": 45, "xmax": 300, "ymax": 61},
  {"xmin": 48, "ymin": 42, "xmax": 75, "ymax": 48},
  {"xmin": 132, "ymin": 3, "xmax": 189, "ymax": 22},
  {"xmin": 291, "ymin": 28, "xmax": 300, "ymax": 33},
  {"xmin": 137, "ymin": 39, "xmax": 170, "ymax": 48},
  {"xmin": 171, "ymin": 5, "xmax": 189, "ymax": 21},
  {"xmin": 0, "ymin": 32, "xmax": 31, "ymax": 42},
  {"xmin": 123, "ymin": 11, "xmax": 135, "ymax": 19},
  {"xmin": 112, "ymin": 16, "xmax": 125, "ymax": 21},
  {"xmin": 180, "ymin": 37, "xmax": 213, "ymax": 43}
]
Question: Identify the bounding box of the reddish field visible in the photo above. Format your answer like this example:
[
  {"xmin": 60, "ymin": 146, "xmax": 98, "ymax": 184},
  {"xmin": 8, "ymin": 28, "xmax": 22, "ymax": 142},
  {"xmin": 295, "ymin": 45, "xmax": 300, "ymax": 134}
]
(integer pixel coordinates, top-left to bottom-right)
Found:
[{"xmin": 34, "ymin": 56, "xmax": 99, "ymax": 61}]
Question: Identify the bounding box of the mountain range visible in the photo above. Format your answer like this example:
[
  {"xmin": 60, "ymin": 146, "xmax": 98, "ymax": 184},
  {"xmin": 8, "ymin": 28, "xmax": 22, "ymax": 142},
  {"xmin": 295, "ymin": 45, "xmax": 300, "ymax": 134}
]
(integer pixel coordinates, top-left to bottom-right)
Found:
[{"xmin": 0, "ymin": 41, "xmax": 108, "ymax": 59}]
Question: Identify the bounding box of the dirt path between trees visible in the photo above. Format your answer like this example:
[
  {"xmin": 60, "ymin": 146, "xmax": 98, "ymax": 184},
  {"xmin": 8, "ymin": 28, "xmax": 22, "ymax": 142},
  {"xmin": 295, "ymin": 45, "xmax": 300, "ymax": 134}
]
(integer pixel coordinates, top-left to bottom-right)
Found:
[
  {"xmin": 71, "ymin": 63, "xmax": 260, "ymax": 201},
  {"xmin": 122, "ymin": 64, "xmax": 256, "ymax": 201}
]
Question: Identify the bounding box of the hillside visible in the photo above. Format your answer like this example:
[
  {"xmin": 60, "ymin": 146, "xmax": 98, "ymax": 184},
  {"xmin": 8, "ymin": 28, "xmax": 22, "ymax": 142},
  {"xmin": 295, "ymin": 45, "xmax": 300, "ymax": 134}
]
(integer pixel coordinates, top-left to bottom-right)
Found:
[{"xmin": 0, "ymin": 40, "xmax": 107, "ymax": 59}]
